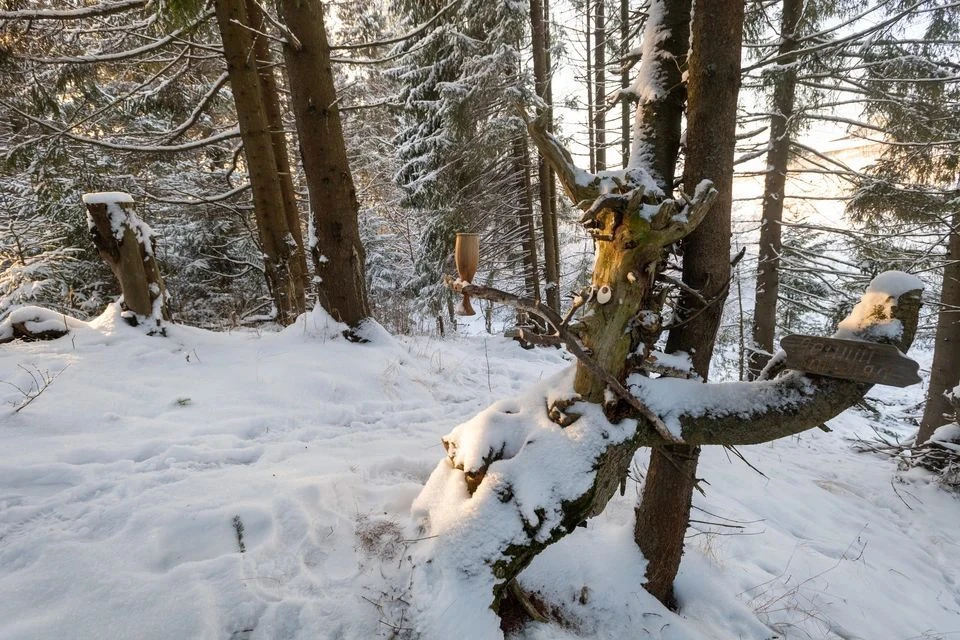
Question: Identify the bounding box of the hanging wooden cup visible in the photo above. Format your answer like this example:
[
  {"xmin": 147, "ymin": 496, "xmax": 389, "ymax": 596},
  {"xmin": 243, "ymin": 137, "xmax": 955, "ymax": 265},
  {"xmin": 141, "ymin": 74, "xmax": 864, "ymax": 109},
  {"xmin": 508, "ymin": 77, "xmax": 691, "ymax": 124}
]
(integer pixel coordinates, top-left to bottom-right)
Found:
[{"xmin": 455, "ymin": 233, "xmax": 480, "ymax": 316}]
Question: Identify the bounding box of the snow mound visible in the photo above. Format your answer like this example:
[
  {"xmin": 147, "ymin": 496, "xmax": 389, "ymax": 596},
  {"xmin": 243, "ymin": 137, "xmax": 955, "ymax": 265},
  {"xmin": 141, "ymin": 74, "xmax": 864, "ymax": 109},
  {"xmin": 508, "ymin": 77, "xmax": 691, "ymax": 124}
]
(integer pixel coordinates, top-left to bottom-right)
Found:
[
  {"xmin": 0, "ymin": 305, "xmax": 77, "ymax": 342},
  {"xmin": 410, "ymin": 366, "xmax": 637, "ymax": 639}
]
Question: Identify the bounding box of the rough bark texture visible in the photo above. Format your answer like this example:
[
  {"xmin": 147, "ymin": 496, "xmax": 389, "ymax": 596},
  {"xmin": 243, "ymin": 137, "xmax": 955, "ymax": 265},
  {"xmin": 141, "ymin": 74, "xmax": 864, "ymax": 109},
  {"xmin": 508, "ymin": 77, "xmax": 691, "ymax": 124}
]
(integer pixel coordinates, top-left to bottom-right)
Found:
[
  {"xmin": 620, "ymin": 0, "xmax": 630, "ymax": 169},
  {"xmin": 214, "ymin": 0, "xmax": 306, "ymax": 325},
  {"xmin": 918, "ymin": 213, "xmax": 960, "ymax": 443},
  {"xmin": 594, "ymin": 0, "xmax": 606, "ymax": 171},
  {"xmin": 635, "ymin": 0, "xmax": 744, "ymax": 607},
  {"xmin": 514, "ymin": 136, "xmax": 542, "ymax": 302},
  {"xmin": 246, "ymin": 0, "xmax": 308, "ymax": 304},
  {"xmin": 530, "ymin": 0, "xmax": 560, "ymax": 311},
  {"xmin": 749, "ymin": 0, "xmax": 804, "ymax": 377},
  {"xmin": 86, "ymin": 200, "xmax": 169, "ymax": 328},
  {"xmin": 279, "ymin": 0, "xmax": 371, "ymax": 326},
  {"xmin": 586, "ymin": 0, "xmax": 595, "ymax": 173}
]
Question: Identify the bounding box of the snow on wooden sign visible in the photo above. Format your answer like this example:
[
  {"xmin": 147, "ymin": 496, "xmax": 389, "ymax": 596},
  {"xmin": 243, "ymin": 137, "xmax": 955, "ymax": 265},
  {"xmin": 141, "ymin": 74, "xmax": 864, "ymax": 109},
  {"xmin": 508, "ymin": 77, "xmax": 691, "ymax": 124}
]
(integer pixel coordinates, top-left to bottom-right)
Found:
[{"xmin": 781, "ymin": 334, "xmax": 921, "ymax": 387}]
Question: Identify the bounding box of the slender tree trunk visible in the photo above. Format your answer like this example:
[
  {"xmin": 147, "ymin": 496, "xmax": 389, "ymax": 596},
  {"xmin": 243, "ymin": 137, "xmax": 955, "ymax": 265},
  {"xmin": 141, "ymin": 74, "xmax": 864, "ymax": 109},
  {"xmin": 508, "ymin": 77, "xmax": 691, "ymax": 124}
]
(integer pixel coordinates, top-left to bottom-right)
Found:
[
  {"xmin": 279, "ymin": 0, "xmax": 371, "ymax": 326},
  {"xmin": 918, "ymin": 212, "xmax": 960, "ymax": 443},
  {"xmin": 544, "ymin": 0, "xmax": 560, "ymax": 276},
  {"xmin": 586, "ymin": 0, "xmax": 595, "ymax": 173},
  {"xmin": 514, "ymin": 136, "xmax": 542, "ymax": 302},
  {"xmin": 634, "ymin": 0, "xmax": 743, "ymax": 607},
  {"xmin": 245, "ymin": 0, "xmax": 308, "ymax": 304},
  {"xmin": 594, "ymin": 0, "xmax": 606, "ymax": 171},
  {"xmin": 213, "ymin": 0, "xmax": 305, "ymax": 325},
  {"xmin": 620, "ymin": 0, "xmax": 630, "ymax": 169},
  {"xmin": 531, "ymin": 0, "xmax": 560, "ymax": 311},
  {"xmin": 749, "ymin": 0, "xmax": 804, "ymax": 378},
  {"xmin": 627, "ymin": 0, "xmax": 688, "ymax": 188}
]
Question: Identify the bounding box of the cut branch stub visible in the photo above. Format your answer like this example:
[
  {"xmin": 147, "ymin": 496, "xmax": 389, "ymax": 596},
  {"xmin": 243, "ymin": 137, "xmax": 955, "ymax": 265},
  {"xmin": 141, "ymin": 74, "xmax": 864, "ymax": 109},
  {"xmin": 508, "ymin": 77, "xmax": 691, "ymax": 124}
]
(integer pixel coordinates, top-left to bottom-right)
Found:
[{"xmin": 83, "ymin": 192, "xmax": 169, "ymax": 330}]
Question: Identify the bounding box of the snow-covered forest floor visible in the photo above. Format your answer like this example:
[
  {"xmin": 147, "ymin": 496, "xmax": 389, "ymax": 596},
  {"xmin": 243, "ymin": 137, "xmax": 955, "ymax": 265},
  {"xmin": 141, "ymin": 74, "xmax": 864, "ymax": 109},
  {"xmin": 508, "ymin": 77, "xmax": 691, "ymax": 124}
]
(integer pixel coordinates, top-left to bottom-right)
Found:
[{"xmin": 1, "ymin": 306, "xmax": 958, "ymax": 640}]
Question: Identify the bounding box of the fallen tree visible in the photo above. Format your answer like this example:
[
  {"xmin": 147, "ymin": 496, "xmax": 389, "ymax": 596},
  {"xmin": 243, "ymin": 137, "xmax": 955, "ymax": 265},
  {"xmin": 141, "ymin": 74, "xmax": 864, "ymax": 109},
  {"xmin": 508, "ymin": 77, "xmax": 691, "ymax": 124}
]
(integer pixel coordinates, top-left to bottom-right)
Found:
[{"xmin": 407, "ymin": 117, "xmax": 925, "ymax": 638}]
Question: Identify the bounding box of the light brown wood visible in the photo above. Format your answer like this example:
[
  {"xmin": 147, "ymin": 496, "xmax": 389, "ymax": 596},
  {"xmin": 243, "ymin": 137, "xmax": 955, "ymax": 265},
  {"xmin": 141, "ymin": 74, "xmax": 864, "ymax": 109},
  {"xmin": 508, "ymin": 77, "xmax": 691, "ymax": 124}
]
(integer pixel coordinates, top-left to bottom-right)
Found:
[{"xmin": 455, "ymin": 233, "xmax": 480, "ymax": 316}]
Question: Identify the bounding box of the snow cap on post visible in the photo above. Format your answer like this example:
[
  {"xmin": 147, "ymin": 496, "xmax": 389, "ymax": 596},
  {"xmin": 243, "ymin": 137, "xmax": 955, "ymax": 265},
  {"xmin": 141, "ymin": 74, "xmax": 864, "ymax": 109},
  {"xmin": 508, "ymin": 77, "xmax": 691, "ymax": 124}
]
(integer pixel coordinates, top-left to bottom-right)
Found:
[{"xmin": 836, "ymin": 270, "xmax": 924, "ymax": 342}]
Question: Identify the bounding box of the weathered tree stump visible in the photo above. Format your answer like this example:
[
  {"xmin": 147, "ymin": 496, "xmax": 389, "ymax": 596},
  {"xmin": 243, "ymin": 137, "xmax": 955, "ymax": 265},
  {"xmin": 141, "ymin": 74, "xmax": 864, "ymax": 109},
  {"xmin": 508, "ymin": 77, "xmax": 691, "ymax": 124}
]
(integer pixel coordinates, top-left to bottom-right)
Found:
[{"xmin": 83, "ymin": 192, "xmax": 169, "ymax": 332}]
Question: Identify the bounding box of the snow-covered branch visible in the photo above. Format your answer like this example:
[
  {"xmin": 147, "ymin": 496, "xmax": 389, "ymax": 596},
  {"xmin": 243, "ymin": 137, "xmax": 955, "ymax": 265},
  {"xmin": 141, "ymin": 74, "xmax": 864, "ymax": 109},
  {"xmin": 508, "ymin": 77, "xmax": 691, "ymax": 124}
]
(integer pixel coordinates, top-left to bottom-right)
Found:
[
  {"xmin": 410, "ymin": 273, "xmax": 924, "ymax": 639},
  {"xmin": 0, "ymin": 0, "xmax": 146, "ymax": 20}
]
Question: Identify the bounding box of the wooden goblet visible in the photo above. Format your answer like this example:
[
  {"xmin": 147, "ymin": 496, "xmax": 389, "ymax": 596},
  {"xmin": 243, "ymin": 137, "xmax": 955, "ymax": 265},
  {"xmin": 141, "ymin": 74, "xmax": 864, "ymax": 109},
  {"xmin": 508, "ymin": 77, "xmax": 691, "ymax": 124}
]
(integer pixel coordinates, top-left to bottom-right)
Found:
[{"xmin": 455, "ymin": 233, "xmax": 480, "ymax": 316}]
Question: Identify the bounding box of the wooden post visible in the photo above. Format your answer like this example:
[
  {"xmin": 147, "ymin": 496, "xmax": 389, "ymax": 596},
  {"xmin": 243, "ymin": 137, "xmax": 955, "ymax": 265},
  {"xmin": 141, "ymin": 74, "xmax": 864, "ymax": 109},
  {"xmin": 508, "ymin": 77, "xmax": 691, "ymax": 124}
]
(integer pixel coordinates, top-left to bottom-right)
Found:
[{"xmin": 83, "ymin": 192, "xmax": 169, "ymax": 331}]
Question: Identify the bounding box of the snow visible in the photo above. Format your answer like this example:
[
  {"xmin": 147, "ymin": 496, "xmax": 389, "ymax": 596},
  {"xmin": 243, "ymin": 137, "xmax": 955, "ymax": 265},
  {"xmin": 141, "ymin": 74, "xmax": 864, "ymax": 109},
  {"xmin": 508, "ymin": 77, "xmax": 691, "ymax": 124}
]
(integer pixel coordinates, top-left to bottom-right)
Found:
[
  {"xmin": 630, "ymin": 0, "xmax": 672, "ymax": 104},
  {"xmin": 81, "ymin": 191, "xmax": 135, "ymax": 205},
  {"xmin": 0, "ymin": 305, "xmax": 79, "ymax": 342},
  {"xmin": 410, "ymin": 367, "xmax": 638, "ymax": 638},
  {"xmin": 931, "ymin": 423, "xmax": 960, "ymax": 449},
  {"xmin": 1, "ymin": 311, "xmax": 958, "ymax": 639},
  {"xmin": 83, "ymin": 191, "xmax": 157, "ymax": 258},
  {"xmin": 835, "ymin": 270, "xmax": 924, "ymax": 340}
]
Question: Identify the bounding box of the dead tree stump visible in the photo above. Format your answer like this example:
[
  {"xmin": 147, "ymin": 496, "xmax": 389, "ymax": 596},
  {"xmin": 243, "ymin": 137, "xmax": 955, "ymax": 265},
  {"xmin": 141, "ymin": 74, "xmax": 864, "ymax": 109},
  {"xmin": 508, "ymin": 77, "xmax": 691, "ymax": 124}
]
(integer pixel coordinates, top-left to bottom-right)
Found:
[{"xmin": 83, "ymin": 192, "xmax": 169, "ymax": 332}]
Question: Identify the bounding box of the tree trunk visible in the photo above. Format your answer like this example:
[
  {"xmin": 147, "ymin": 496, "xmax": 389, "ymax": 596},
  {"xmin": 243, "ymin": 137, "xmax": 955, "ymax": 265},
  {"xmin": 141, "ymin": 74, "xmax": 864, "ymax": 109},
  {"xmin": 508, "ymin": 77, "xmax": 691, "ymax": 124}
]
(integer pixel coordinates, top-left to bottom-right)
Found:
[
  {"xmin": 918, "ymin": 212, "xmax": 960, "ymax": 443},
  {"xmin": 594, "ymin": 0, "xmax": 606, "ymax": 171},
  {"xmin": 84, "ymin": 193, "xmax": 169, "ymax": 331},
  {"xmin": 514, "ymin": 136, "xmax": 542, "ymax": 303},
  {"xmin": 414, "ymin": 265, "xmax": 922, "ymax": 637},
  {"xmin": 279, "ymin": 0, "xmax": 371, "ymax": 327},
  {"xmin": 214, "ymin": 0, "xmax": 306, "ymax": 325},
  {"xmin": 749, "ymin": 0, "xmax": 804, "ymax": 378},
  {"xmin": 634, "ymin": 0, "xmax": 744, "ymax": 607},
  {"xmin": 586, "ymin": 0, "xmax": 595, "ymax": 173},
  {"xmin": 627, "ymin": 0, "xmax": 689, "ymax": 189},
  {"xmin": 544, "ymin": 0, "xmax": 560, "ymax": 287},
  {"xmin": 246, "ymin": 0, "xmax": 308, "ymax": 305},
  {"xmin": 531, "ymin": 0, "xmax": 560, "ymax": 311},
  {"xmin": 620, "ymin": 0, "xmax": 630, "ymax": 169}
]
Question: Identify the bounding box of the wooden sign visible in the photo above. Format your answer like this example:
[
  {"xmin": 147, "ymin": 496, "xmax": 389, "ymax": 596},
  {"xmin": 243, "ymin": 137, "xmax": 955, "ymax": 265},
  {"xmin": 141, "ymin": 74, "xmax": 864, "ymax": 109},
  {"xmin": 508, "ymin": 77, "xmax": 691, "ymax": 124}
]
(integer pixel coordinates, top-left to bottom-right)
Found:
[{"xmin": 780, "ymin": 334, "xmax": 921, "ymax": 387}]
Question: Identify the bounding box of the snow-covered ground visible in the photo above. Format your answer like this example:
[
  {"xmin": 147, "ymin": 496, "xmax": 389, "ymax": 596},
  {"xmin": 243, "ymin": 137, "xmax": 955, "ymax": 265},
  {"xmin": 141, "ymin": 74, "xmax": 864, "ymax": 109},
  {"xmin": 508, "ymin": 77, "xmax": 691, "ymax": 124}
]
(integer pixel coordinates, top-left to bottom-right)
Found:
[{"xmin": 1, "ymin": 306, "xmax": 958, "ymax": 639}]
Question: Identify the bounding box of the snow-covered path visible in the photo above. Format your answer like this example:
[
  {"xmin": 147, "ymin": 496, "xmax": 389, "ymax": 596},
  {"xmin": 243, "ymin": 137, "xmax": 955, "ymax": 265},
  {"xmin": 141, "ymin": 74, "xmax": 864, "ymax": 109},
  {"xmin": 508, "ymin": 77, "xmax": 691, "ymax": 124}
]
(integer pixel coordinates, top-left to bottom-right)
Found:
[{"xmin": 1, "ymin": 307, "xmax": 958, "ymax": 639}]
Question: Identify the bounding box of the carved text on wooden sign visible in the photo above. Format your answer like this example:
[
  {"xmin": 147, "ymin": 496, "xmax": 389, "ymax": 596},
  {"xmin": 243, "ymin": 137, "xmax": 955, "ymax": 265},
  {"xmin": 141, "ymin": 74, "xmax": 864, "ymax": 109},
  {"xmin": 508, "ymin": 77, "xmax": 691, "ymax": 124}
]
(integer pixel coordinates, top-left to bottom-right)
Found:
[{"xmin": 780, "ymin": 334, "xmax": 921, "ymax": 387}]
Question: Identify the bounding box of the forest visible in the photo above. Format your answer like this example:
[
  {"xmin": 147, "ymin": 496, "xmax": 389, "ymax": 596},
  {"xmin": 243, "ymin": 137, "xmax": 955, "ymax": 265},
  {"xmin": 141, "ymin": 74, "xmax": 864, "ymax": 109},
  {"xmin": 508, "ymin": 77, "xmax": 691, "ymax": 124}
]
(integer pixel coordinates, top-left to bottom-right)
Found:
[{"xmin": 0, "ymin": 0, "xmax": 958, "ymax": 638}]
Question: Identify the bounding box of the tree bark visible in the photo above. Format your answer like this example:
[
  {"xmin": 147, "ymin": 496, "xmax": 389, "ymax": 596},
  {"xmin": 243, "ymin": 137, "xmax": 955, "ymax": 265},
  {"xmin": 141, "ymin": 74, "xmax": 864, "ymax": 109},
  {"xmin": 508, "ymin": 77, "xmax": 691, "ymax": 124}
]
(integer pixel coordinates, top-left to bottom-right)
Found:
[
  {"xmin": 620, "ymin": 0, "xmax": 630, "ymax": 169},
  {"xmin": 586, "ymin": 0, "xmax": 595, "ymax": 173},
  {"xmin": 85, "ymin": 195, "xmax": 169, "ymax": 330},
  {"xmin": 594, "ymin": 0, "xmax": 606, "ymax": 171},
  {"xmin": 214, "ymin": 0, "xmax": 306, "ymax": 325},
  {"xmin": 514, "ymin": 136, "xmax": 542, "ymax": 303},
  {"xmin": 628, "ymin": 0, "xmax": 689, "ymax": 189},
  {"xmin": 635, "ymin": 0, "xmax": 744, "ymax": 607},
  {"xmin": 749, "ymin": 0, "xmax": 804, "ymax": 378},
  {"xmin": 531, "ymin": 0, "xmax": 560, "ymax": 311},
  {"xmin": 246, "ymin": 0, "xmax": 308, "ymax": 305},
  {"xmin": 279, "ymin": 0, "xmax": 371, "ymax": 327},
  {"xmin": 918, "ymin": 212, "xmax": 960, "ymax": 443}
]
